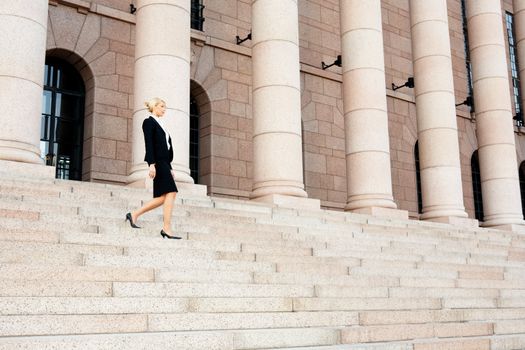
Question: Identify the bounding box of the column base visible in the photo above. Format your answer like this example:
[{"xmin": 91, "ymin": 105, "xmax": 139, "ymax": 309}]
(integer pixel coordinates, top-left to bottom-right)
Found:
[
  {"xmin": 350, "ymin": 206, "xmax": 408, "ymax": 220},
  {"xmin": 0, "ymin": 159, "xmax": 54, "ymax": 179},
  {"xmin": 251, "ymin": 194, "xmax": 320, "ymax": 210},
  {"xmin": 0, "ymin": 141, "xmax": 43, "ymax": 165},
  {"xmin": 426, "ymin": 216, "xmax": 479, "ymax": 229},
  {"xmin": 481, "ymin": 215, "xmax": 525, "ymax": 227},
  {"xmin": 484, "ymin": 223, "xmax": 525, "ymax": 234}
]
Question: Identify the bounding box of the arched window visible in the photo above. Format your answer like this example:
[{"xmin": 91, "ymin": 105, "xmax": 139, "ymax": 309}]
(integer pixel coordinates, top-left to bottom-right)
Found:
[
  {"xmin": 414, "ymin": 141, "xmax": 423, "ymax": 214},
  {"xmin": 189, "ymin": 96, "xmax": 199, "ymax": 183},
  {"xmin": 471, "ymin": 150, "xmax": 484, "ymax": 221},
  {"xmin": 41, "ymin": 57, "xmax": 85, "ymax": 180},
  {"xmin": 519, "ymin": 161, "xmax": 525, "ymax": 218}
]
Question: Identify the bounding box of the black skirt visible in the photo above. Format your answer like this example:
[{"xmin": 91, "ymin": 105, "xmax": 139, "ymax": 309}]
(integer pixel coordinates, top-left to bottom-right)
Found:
[{"xmin": 153, "ymin": 161, "xmax": 178, "ymax": 197}]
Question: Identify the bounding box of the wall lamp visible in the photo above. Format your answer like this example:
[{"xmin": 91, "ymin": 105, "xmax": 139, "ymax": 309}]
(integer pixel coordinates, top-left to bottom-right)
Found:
[
  {"xmin": 514, "ymin": 111, "xmax": 524, "ymax": 127},
  {"xmin": 455, "ymin": 95, "xmax": 473, "ymax": 107},
  {"xmin": 322, "ymin": 55, "xmax": 342, "ymax": 70},
  {"xmin": 392, "ymin": 77, "xmax": 414, "ymax": 91},
  {"xmin": 129, "ymin": 3, "xmax": 137, "ymax": 14},
  {"xmin": 236, "ymin": 32, "xmax": 251, "ymax": 45}
]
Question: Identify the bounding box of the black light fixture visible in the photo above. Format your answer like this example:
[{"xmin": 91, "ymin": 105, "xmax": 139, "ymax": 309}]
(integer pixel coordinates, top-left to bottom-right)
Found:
[
  {"xmin": 455, "ymin": 95, "xmax": 473, "ymax": 107},
  {"xmin": 322, "ymin": 55, "xmax": 342, "ymax": 70},
  {"xmin": 236, "ymin": 32, "xmax": 251, "ymax": 45},
  {"xmin": 129, "ymin": 3, "xmax": 137, "ymax": 14},
  {"xmin": 514, "ymin": 111, "xmax": 524, "ymax": 127},
  {"xmin": 392, "ymin": 77, "xmax": 414, "ymax": 91}
]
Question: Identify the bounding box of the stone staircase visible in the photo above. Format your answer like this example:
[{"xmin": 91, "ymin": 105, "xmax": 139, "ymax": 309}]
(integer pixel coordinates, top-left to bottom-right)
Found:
[{"xmin": 0, "ymin": 174, "xmax": 525, "ymax": 349}]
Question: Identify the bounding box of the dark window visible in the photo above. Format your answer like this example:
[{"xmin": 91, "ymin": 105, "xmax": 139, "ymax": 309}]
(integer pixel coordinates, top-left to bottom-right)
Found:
[
  {"xmin": 191, "ymin": 0, "xmax": 205, "ymax": 31},
  {"xmin": 506, "ymin": 12, "xmax": 523, "ymax": 126},
  {"xmin": 41, "ymin": 58, "xmax": 85, "ymax": 181},
  {"xmin": 415, "ymin": 141, "xmax": 423, "ymax": 214},
  {"xmin": 471, "ymin": 151, "xmax": 484, "ymax": 221},
  {"xmin": 189, "ymin": 97, "xmax": 199, "ymax": 183},
  {"xmin": 461, "ymin": 0, "xmax": 474, "ymax": 111},
  {"xmin": 520, "ymin": 162, "xmax": 525, "ymax": 218}
]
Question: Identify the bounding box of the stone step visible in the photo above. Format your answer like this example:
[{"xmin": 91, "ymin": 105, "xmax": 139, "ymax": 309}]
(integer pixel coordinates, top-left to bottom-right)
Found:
[
  {"xmin": 84, "ymin": 252, "xmax": 275, "ymax": 272},
  {"xmin": 254, "ymin": 271, "xmax": 400, "ymax": 287},
  {"xmin": 260, "ymin": 337, "xmax": 494, "ymax": 350},
  {"xmin": 0, "ymin": 327, "xmax": 340, "ymax": 350},
  {"xmin": 112, "ymin": 281, "xmax": 315, "ymax": 298},
  {"xmin": 149, "ymin": 311, "xmax": 357, "ymax": 331},
  {"xmin": 0, "ymin": 297, "xmax": 188, "ymax": 316},
  {"xmin": 0, "ymin": 230, "xmax": 59, "ymax": 243},
  {"xmin": 0, "ymin": 240, "xmax": 123, "ymax": 256},
  {"xmin": 388, "ymin": 287, "xmax": 499, "ymax": 299},
  {"xmin": 0, "ymin": 280, "xmax": 113, "ymax": 297},
  {"xmin": 341, "ymin": 322, "xmax": 494, "ymax": 343},
  {"xmin": 292, "ymin": 297, "xmax": 441, "ymax": 312},
  {"xmin": 0, "ymin": 264, "xmax": 153, "ymax": 282},
  {"xmin": 0, "ymin": 217, "xmax": 99, "ymax": 234},
  {"xmin": 155, "ymin": 267, "xmax": 254, "ymax": 283},
  {"xmin": 359, "ymin": 308, "xmax": 525, "ymax": 325},
  {"xmin": 349, "ymin": 266, "xmax": 458, "ymax": 279},
  {"xmin": 0, "ymin": 314, "xmax": 149, "ymax": 337},
  {"xmin": 0, "ymin": 296, "xmax": 311, "ymax": 317},
  {"xmin": 0, "ymin": 249, "xmax": 82, "ymax": 265}
]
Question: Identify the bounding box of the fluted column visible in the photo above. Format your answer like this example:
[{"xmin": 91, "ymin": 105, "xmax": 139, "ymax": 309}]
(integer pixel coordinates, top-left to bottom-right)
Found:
[
  {"xmin": 0, "ymin": 0, "xmax": 48, "ymax": 164},
  {"xmin": 129, "ymin": 0, "xmax": 193, "ymax": 186},
  {"xmin": 340, "ymin": 1, "xmax": 397, "ymax": 212},
  {"xmin": 466, "ymin": 0, "xmax": 524, "ymax": 226},
  {"xmin": 250, "ymin": 0, "xmax": 308, "ymax": 200},
  {"xmin": 409, "ymin": 0, "xmax": 468, "ymax": 220}
]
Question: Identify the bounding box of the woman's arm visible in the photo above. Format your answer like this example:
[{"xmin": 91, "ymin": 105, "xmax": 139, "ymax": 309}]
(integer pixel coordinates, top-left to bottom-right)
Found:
[{"xmin": 142, "ymin": 118, "xmax": 155, "ymax": 166}]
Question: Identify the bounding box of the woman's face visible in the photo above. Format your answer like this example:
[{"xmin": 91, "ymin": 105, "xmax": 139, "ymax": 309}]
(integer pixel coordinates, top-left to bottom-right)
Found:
[{"xmin": 153, "ymin": 102, "xmax": 166, "ymax": 117}]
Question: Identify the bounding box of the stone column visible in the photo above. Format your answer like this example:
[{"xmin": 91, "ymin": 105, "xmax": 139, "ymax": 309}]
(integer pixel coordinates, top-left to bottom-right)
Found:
[
  {"xmin": 340, "ymin": 1, "xmax": 400, "ymax": 216},
  {"xmin": 251, "ymin": 0, "xmax": 313, "ymax": 207},
  {"xmin": 0, "ymin": 0, "xmax": 48, "ymax": 164},
  {"xmin": 409, "ymin": 0, "xmax": 468, "ymax": 221},
  {"xmin": 466, "ymin": 0, "xmax": 524, "ymax": 227},
  {"xmin": 128, "ymin": 0, "xmax": 193, "ymax": 186}
]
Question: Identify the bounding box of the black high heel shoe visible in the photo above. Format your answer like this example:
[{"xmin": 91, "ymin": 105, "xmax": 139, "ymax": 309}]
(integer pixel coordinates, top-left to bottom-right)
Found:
[
  {"xmin": 125, "ymin": 212, "xmax": 141, "ymax": 229},
  {"xmin": 160, "ymin": 230, "xmax": 181, "ymax": 239}
]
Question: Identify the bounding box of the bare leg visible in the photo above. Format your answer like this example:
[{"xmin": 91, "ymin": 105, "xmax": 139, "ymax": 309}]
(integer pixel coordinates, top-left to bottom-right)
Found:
[
  {"xmin": 131, "ymin": 195, "xmax": 165, "ymax": 223},
  {"xmin": 162, "ymin": 192, "xmax": 176, "ymax": 234}
]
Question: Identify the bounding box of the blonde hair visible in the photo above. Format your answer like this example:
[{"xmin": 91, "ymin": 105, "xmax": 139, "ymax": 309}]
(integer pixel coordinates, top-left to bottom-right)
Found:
[{"xmin": 144, "ymin": 97, "xmax": 166, "ymax": 112}]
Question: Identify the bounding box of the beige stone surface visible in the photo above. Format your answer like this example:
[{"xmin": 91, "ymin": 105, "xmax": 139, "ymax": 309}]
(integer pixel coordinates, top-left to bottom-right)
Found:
[
  {"xmin": 467, "ymin": 0, "xmax": 525, "ymax": 227},
  {"xmin": 0, "ymin": 0, "xmax": 48, "ymax": 164},
  {"xmin": 251, "ymin": 0, "xmax": 307, "ymax": 200}
]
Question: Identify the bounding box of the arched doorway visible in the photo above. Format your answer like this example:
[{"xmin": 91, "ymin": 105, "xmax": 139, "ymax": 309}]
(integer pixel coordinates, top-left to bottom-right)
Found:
[
  {"xmin": 190, "ymin": 80, "xmax": 211, "ymax": 187},
  {"xmin": 189, "ymin": 96, "xmax": 200, "ymax": 183},
  {"xmin": 471, "ymin": 150, "xmax": 484, "ymax": 221},
  {"xmin": 41, "ymin": 57, "xmax": 85, "ymax": 180},
  {"xmin": 414, "ymin": 141, "xmax": 423, "ymax": 214},
  {"xmin": 519, "ymin": 161, "xmax": 525, "ymax": 218}
]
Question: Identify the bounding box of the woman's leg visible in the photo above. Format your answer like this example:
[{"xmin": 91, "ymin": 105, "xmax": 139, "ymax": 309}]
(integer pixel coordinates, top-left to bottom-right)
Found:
[
  {"xmin": 131, "ymin": 195, "xmax": 165, "ymax": 222},
  {"xmin": 162, "ymin": 192, "xmax": 177, "ymax": 233}
]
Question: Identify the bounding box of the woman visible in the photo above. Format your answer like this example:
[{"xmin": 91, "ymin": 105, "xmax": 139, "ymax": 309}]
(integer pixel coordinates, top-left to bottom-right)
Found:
[{"xmin": 125, "ymin": 97, "xmax": 180, "ymax": 239}]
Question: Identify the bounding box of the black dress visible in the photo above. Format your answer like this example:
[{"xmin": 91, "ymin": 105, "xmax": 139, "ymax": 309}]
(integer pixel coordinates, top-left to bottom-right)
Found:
[{"xmin": 142, "ymin": 116, "xmax": 178, "ymax": 197}]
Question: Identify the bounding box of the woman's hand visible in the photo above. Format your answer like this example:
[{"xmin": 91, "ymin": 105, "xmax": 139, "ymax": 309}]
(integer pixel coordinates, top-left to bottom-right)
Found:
[{"xmin": 149, "ymin": 164, "xmax": 156, "ymax": 179}]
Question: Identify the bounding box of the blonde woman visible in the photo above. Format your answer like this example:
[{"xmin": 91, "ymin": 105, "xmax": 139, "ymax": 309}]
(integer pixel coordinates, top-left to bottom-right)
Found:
[{"xmin": 126, "ymin": 97, "xmax": 180, "ymax": 239}]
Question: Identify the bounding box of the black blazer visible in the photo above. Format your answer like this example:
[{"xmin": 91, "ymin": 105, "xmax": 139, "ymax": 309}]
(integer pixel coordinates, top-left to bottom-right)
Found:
[{"xmin": 142, "ymin": 116, "xmax": 173, "ymax": 167}]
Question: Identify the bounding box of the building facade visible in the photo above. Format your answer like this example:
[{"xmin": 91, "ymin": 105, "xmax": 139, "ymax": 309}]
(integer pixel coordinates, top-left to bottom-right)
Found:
[{"xmin": 1, "ymin": 0, "xmax": 525, "ymax": 228}]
